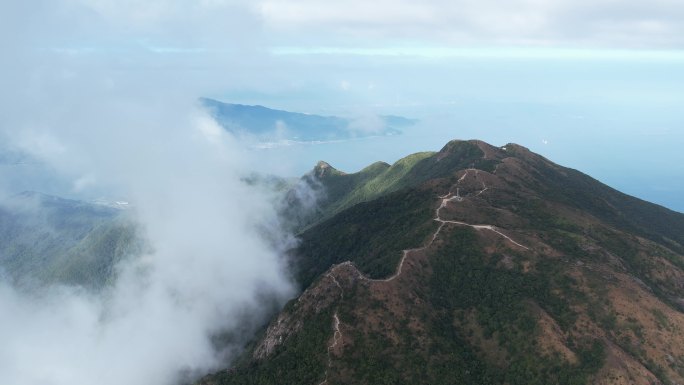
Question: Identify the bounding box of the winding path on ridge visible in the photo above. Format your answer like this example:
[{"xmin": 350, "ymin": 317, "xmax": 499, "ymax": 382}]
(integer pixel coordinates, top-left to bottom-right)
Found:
[{"xmin": 316, "ymin": 168, "xmax": 530, "ymax": 385}]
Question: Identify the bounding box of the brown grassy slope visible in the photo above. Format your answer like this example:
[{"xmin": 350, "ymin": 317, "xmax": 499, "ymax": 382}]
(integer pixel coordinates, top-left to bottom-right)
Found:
[{"xmin": 200, "ymin": 140, "xmax": 684, "ymax": 385}]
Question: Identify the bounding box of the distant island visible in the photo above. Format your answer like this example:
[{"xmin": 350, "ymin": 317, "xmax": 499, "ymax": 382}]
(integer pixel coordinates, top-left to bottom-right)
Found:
[{"xmin": 200, "ymin": 98, "xmax": 416, "ymax": 145}]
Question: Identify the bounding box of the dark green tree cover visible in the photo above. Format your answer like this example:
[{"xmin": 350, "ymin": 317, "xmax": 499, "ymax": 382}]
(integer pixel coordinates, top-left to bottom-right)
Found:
[
  {"xmin": 429, "ymin": 228, "xmax": 604, "ymax": 385},
  {"xmin": 200, "ymin": 140, "xmax": 684, "ymax": 385},
  {"xmin": 305, "ymin": 140, "xmax": 501, "ymax": 228},
  {"xmin": 294, "ymin": 187, "xmax": 439, "ymax": 288},
  {"xmin": 202, "ymin": 309, "xmax": 332, "ymax": 385},
  {"xmin": 504, "ymin": 144, "xmax": 684, "ymax": 255}
]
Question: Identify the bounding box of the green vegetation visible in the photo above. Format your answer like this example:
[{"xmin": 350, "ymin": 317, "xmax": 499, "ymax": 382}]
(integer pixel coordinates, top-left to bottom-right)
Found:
[
  {"xmin": 203, "ymin": 309, "xmax": 332, "ymax": 385},
  {"xmin": 651, "ymin": 308, "xmax": 670, "ymax": 330},
  {"xmin": 505, "ymin": 145, "xmax": 684, "ymax": 255},
  {"xmin": 294, "ymin": 187, "xmax": 438, "ymax": 288},
  {"xmin": 307, "ymin": 140, "xmax": 501, "ymax": 227},
  {"xmin": 336, "ymin": 320, "xmax": 495, "ymax": 385},
  {"xmin": 0, "ymin": 194, "xmax": 143, "ymax": 290},
  {"xmin": 51, "ymin": 220, "xmax": 144, "ymax": 287},
  {"xmin": 503, "ymin": 164, "xmax": 684, "ymax": 311},
  {"xmin": 429, "ymin": 228, "xmax": 603, "ymax": 384},
  {"xmin": 202, "ymin": 139, "xmax": 684, "ymax": 385},
  {"xmin": 312, "ymin": 152, "xmax": 434, "ymax": 222}
]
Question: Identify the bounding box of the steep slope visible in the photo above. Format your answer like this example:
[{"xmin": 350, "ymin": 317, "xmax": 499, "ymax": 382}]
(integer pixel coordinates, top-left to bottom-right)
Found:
[{"xmin": 199, "ymin": 139, "xmax": 684, "ymax": 385}]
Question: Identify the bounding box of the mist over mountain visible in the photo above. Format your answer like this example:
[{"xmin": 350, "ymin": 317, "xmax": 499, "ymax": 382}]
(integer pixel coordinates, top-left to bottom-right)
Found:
[
  {"xmin": 0, "ymin": 191, "xmax": 146, "ymax": 291},
  {"xmin": 2, "ymin": 0, "xmax": 684, "ymax": 384},
  {"xmin": 0, "ymin": 55, "xmax": 300, "ymax": 385},
  {"xmin": 0, "ymin": 148, "xmax": 29, "ymax": 165},
  {"xmin": 4, "ymin": 136, "xmax": 684, "ymax": 385}
]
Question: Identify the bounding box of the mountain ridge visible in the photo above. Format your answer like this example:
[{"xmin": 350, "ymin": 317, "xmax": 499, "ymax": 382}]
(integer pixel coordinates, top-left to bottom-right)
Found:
[{"xmin": 199, "ymin": 138, "xmax": 684, "ymax": 385}]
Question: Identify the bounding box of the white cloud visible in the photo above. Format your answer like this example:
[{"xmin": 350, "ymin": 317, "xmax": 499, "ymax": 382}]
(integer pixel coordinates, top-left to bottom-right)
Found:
[
  {"xmin": 347, "ymin": 113, "xmax": 385, "ymax": 135},
  {"xmin": 0, "ymin": 2, "xmax": 296, "ymax": 384},
  {"xmin": 7, "ymin": 0, "xmax": 684, "ymax": 53},
  {"xmin": 257, "ymin": 0, "xmax": 684, "ymax": 48},
  {"xmin": 70, "ymin": 0, "xmax": 251, "ymax": 25},
  {"xmin": 0, "ymin": 100, "xmax": 296, "ymax": 385},
  {"xmin": 0, "ymin": 2, "xmax": 683, "ymax": 383},
  {"xmin": 259, "ymin": 0, "xmax": 436, "ymax": 26}
]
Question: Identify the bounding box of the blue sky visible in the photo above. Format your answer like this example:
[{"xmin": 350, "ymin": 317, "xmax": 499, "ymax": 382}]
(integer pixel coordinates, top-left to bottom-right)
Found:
[{"xmin": 1, "ymin": 0, "xmax": 683, "ymax": 211}]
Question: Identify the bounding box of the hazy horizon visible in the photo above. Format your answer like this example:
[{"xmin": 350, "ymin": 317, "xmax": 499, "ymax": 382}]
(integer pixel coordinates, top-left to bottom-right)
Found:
[
  {"xmin": 196, "ymin": 92, "xmax": 684, "ymax": 213},
  {"xmin": 2, "ymin": 1, "xmax": 682, "ymax": 213}
]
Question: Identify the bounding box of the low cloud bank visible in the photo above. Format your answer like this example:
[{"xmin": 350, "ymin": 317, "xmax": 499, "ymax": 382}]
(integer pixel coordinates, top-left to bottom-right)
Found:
[
  {"xmin": 0, "ymin": 30, "xmax": 301, "ymax": 383},
  {"xmin": 0, "ymin": 102, "xmax": 299, "ymax": 385}
]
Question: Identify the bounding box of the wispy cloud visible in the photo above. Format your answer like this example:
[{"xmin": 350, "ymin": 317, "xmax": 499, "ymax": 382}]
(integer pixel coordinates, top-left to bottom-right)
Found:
[
  {"xmin": 259, "ymin": 0, "xmax": 684, "ymax": 49},
  {"xmin": 0, "ymin": 2, "xmax": 299, "ymax": 384},
  {"xmin": 271, "ymin": 46, "xmax": 684, "ymax": 61}
]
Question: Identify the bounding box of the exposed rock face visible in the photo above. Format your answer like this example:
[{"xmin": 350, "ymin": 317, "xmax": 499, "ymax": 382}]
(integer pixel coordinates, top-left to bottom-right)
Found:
[
  {"xmin": 253, "ymin": 262, "xmax": 360, "ymax": 360},
  {"xmin": 314, "ymin": 161, "xmax": 339, "ymax": 178}
]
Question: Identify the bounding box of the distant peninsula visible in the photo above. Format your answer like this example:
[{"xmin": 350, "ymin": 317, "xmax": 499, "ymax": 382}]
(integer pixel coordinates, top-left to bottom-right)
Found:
[{"xmin": 200, "ymin": 98, "xmax": 416, "ymax": 144}]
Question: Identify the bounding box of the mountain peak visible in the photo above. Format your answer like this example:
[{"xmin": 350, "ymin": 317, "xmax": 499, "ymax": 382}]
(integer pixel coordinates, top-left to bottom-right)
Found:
[
  {"xmin": 200, "ymin": 137, "xmax": 684, "ymax": 385},
  {"xmin": 437, "ymin": 139, "xmax": 509, "ymax": 161},
  {"xmin": 313, "ymin": 160, "xmax": 343, "ymax": 178}
]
